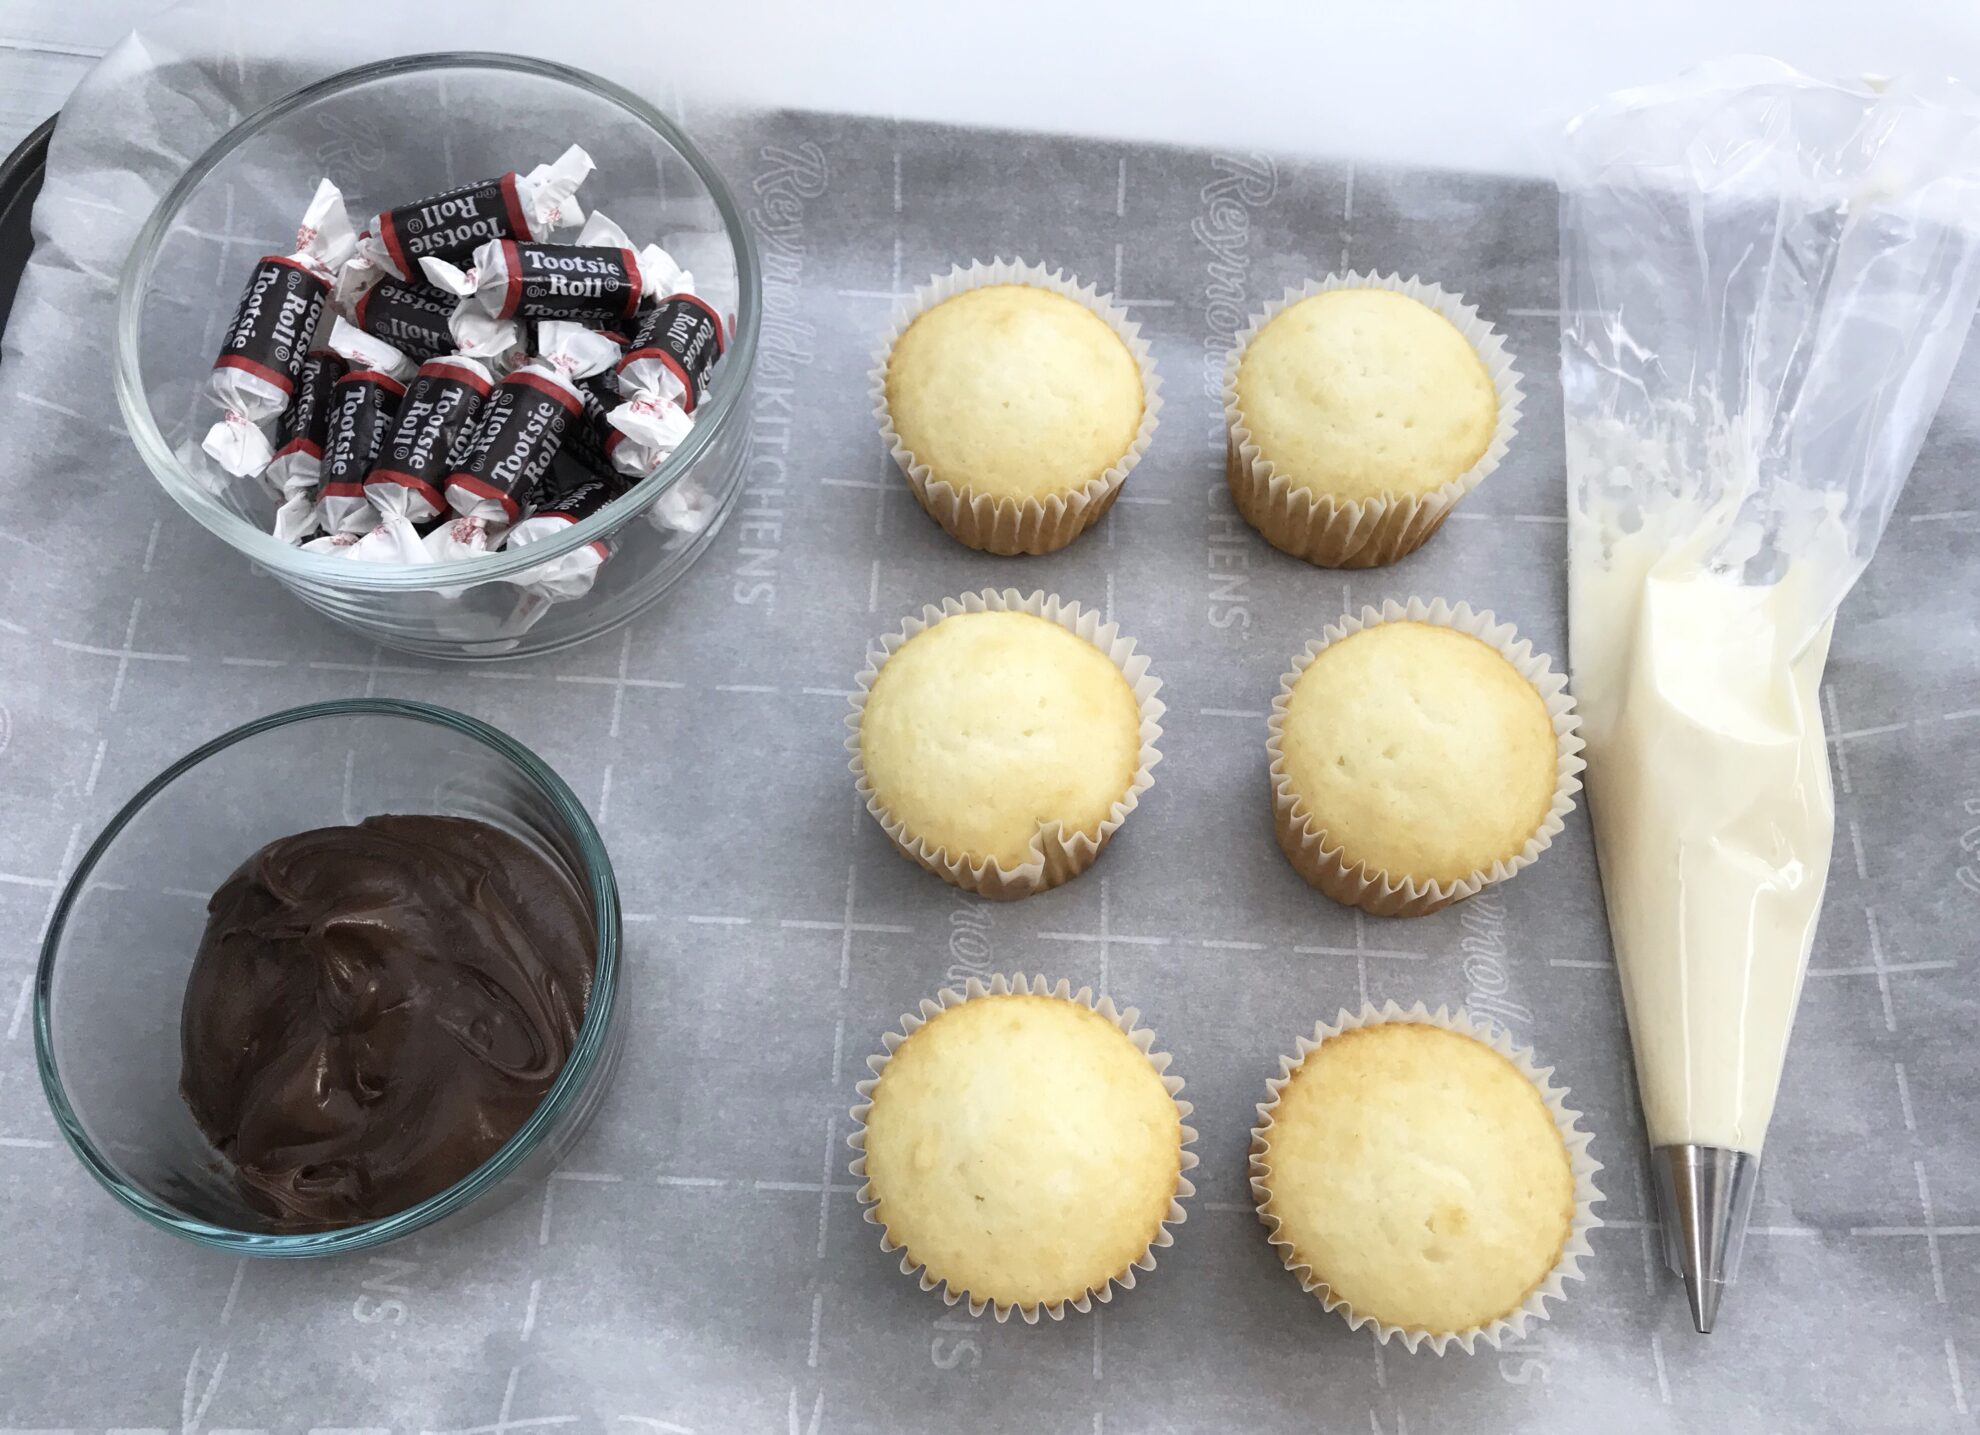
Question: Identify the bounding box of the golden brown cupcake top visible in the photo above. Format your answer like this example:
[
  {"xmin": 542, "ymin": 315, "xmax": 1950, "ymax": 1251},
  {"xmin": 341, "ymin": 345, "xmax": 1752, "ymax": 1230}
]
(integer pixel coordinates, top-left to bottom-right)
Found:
[
  {"xmin": 860, "ymin": 610, "xmax": 1141, "ymax": 870},
  {"xmin": 1257, "ymin": 1021, "xmax": 1574, "ymax": 1335},
  {"xmin": 862, "ymin": 992, "xmax": 1183, "ymax": 1311},
  {"xmin": 1278, "ymin": 620, "xmax": 1555, "ymax": 885},
  {"xmin": 1236, "ymin": 288, "xmax": 1495, "ymax": 504},
  {"xmin": 886, "ymin": 284, "xmax": 1144, "ymax": 503}
]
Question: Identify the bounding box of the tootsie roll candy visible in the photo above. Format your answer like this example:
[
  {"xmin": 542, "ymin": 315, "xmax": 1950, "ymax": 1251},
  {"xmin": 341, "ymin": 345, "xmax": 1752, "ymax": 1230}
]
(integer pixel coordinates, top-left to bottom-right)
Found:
[
  {"xmin": 443, "ymin": 322, "xmax": 620, "ymax": 524},
  {"xmin": 265, "ymin": 347, "xmax": 346, "ymax": 543},
  {"xmin": 314, "ymin": 319, "xmax": 415, "ymax": 536},
  {"xmin": 420, "ymin": 212, "xmax": 690, "ymax": 327},
  {"xmin": 344, "ymin": 269, "xmax": 523, "ymax": 366},
  {"xmin": 202, "ymin": 179, "xmax": 356, "ymax": 479},
  {"xmin": 350, "ymin": 276, "xmax": 461, "ymax": 363},
  {"xmin": 558, "ymin": 385, "xmax": 632, "ymax": 486},
  {"xmin": 364, "ymin": 355, "xmax": 497, "ymax": 524},
  {"xmin": 605, "ymin": 290, "xmax": 725, "ymax": 475},
  {"xmin": 352, "ymin": 144, "xmax": 593, "ymax": 281},
  {"xmin": 504, "ymin": 473, "xmax": 622, "ymax": 602}
]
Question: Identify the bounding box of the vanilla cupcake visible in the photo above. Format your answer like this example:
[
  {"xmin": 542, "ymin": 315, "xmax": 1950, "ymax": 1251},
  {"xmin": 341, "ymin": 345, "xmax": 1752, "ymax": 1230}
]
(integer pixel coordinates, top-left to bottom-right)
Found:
[
  {"xmin": 1251, "ymin": 1003, "xmax": 1601, "ymax": 1353},
  {"xmin": 1268, "ymin": 598, "xmax": 1582, "ymax": 916},
  {"xmin": 874, "ymin": 260, "xmax": 1161, "ymax": 555},
  {"xmin": 848, "ymin": 590, "xmax": 1163, "ymax": 900},
  {"xmin": 851, "ymin": 974, "xmax": 1196, "ymax": 1322},
  {"xmin": 1224, "ymin": 274, "xmax": 1520, "ymax": 567}
]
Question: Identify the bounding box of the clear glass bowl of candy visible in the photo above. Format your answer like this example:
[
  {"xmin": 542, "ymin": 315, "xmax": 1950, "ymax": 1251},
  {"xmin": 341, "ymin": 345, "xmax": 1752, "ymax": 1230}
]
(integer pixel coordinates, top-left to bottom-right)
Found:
[{"xmin": 113, "ymin": 52, "xmax": 759, "ymax": 660}]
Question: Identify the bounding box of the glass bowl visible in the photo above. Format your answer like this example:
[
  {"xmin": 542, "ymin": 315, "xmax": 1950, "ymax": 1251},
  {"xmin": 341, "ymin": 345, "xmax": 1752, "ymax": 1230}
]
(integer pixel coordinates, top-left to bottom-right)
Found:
[
  {"xmin": 34, "ymin": 699, "xmax": 623, "ymax": 1256},
  {"xmin": 114, "ymin": 52, "xmax": 760, "ymax": 661}
]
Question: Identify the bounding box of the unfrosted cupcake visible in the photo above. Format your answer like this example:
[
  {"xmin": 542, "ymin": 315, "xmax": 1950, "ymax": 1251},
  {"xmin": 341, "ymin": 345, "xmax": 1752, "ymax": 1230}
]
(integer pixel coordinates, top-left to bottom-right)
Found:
[
  {"xmin": 874, "ymin": 260, "xmax": 1160, "ymax": 555},
  {"xmin": 1268, "ymin": 598, "xmax": 1581, "ymax": 916},
  {"xmin": 1224, "ymin": 274, "xmax": 1519, "ymax": 567},
  {"xmin": 1250, "ymin": 1003, "xmax": 1601, "ymax": 1353},
  {"xmin": 852, "ymin": 974, "xmax": 1195, "ymax": 1322},
  {"xmin": 849, "ymin": 590, "xmax": 1163, "ymax": 900}
]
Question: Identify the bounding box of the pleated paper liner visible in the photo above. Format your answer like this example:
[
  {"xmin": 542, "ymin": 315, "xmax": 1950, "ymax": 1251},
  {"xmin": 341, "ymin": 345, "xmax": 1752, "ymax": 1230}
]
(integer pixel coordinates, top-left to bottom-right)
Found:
[
  {"xmin": 1222, "ymin": 271, "xmax": 1522, "ymax": 568},
  {"xmin": 846, "ymin": 588, "xmax": 1164, "ymax": 900},
  {"xmin": 1267, "ymin": 596, "xmax": 1583, "ymax": 916},
  {"xmin": 1250, "ymin": 1001, "xmax": 1603, "ymax": 1355},
  {"xmin": 872, "ymin": 258, "xmax": 1163, "ymax": 555},
  {"xmin": 849, "ymin": 973, "xmax": 1198, "ymax": 1323}
]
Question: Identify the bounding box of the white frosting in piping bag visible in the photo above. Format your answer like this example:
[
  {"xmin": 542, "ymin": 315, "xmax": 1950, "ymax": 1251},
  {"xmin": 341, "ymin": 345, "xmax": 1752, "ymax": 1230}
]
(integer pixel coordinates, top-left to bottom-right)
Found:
[
  {"xmin": 1570, "ymin": 495, "xmax": 1843, "ymax": 1152},
  {"xmin": 1558, "ymin": 63, "xmax": 1980, "ymax": 1327}
]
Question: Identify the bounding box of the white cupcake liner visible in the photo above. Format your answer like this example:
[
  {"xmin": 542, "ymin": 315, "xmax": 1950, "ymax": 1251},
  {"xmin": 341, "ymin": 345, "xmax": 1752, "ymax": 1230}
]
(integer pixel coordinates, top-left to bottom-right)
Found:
[
  {"xmin": 1249, "ymin": 1000, "xmax": 1604, "ymax": 1354},
  {"xmin": 872, "ymin": 258, "xmax": 1163, "ymax": 555},
  {"xmin": 846, "ymin": 589, "xmax": 1165, "ymax": 900},
  {"xmin": 1222, "ymin": 272, "xmax": 1522, "ymax": 568},
  {"xmin": 849, "ymin": 972, "xmax": 1198, "ymax": 1323},
  {"xmin": 1267, "ymin": 596, "xmax": 1583, "ymax": 916}
]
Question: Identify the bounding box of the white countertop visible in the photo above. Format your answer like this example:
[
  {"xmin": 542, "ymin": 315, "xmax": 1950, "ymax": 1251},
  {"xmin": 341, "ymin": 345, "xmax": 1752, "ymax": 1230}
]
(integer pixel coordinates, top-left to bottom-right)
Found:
[{"xmin": 5, "ymin": 0, "xmax": 1980, "ymax": 170}]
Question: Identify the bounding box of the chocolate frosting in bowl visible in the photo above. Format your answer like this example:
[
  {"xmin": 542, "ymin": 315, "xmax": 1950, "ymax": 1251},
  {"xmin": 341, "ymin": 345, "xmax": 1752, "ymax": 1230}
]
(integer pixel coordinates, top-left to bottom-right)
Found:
[{"xmin": 180, "ymin": 814, "xmax": 594, "ymax": 1232}]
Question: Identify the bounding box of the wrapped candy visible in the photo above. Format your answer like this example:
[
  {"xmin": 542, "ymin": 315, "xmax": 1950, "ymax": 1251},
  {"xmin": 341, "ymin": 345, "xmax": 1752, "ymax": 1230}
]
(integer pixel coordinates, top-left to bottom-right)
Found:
[
  {"xmin": 451, "ymin": 310, "xmax": 528, "ymax": 365},
  {"xmin": 263, "ymin": 348, "xmax": 345, "ymax": 541},
  {"xmin": 408, "ymin": 514, "xmax": 503, "ymax": 601},
  {"xmin": 443, "ymin": 322, "xmax": 619, "ymax": 524},
  {"xmin": 221, "ymin": 152, "xmax": 722, "ymax": 588},
  {"xmin": 364, "ymin": 355, "xmax": 496, "ymax": 523},
  {"xmin": 325, "ymin": 315, "xmax": 417, "ymax": 383},
  {"xmin": 343, "ymin": 512, "xmax": 433, "ymax": 567},
  {"xmin": 202, "ymin": 178, "xmax": 355, "ymax": 478},
  {"xmin": 558, "ymin": 385, "xmax": 632, "ymax": 485},
  {"xmin": 344, "ymin": 267, "xmax": 522, "ymax": 364},
  {"xmin": 602, "ymin": 392, "xmax": 693, "ymax": 479},
  {"xmin": 426, "ymin": 514, "xmax": 502, "ymax": 563},
  {"xmin": 312, "ymin": 516, "xmax": 436, "ymax": 568},
  {"xmin": 331, "ymin": 511, "xmax": 499, "ymax": 573},
  {"xmin": 314, "ymin": 319, "xmax": 415, "ymax": 536},
  {"xmin": 420, "ymin": 212, "xmax": 690, "ymax": 327},
  {"xmin": 353, "ymin": 145, "xmax": 593, "ymax": 281},
  {"xmin": 503, "ymin": 475, "xmax": 620, "ymax": 601},
  {"xmin": 300, "ymin": 531, "xmax": 363, "ymax": 556},
  {"xmin": 604, "ymin": 290, "xmax": 725, "ymax": 475},
  {"xmin": 350, "ymin": 276, "xmax": 460, "ymax": 362},
  {"xmin": 333, "ymin": 232, "xmax": 380, "ymax": 311},
  {"xmin": 615, "ymin": 292, "xmax": 724, "ymax": 414},
  {"xmin": 650, "ymin": 479, "xmax": 719, "ymax": 536}
]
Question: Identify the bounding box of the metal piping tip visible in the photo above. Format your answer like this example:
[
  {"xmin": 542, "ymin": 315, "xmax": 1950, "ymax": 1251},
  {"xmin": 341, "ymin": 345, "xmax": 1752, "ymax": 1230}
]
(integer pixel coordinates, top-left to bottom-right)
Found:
[
  {"xmin": 1652, "ymin": 1144, "xmax": 1759, "ymax": 1335},
  {"xmin": 1683, "ymin": 1266, "xmax": 1726, "ymax": 1334}
]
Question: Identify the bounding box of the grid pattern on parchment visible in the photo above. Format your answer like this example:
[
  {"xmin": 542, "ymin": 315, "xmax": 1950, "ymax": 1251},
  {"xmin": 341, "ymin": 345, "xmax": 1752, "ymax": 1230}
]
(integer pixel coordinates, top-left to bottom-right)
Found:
[{"xmin": 1, "ymin": 100, "xmax": 1976, "ymax": 1435}]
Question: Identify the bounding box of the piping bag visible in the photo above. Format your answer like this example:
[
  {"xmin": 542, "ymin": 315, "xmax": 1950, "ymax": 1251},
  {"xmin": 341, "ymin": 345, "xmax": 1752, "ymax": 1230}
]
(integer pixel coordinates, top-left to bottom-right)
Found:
[{"xmin": 1558, "ymin": 58, "xmax": 1980, "ymax": 1334}]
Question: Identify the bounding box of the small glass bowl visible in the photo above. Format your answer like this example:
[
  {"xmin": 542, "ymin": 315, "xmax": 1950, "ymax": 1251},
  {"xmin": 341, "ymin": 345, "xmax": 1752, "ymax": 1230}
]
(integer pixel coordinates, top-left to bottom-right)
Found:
[
  {"xmin": 34, "ymin": 699, "xmax": 623, "ymax": 1256},
  {"xmin": 114, "ymin": 52, "xmax": 761, "ymax": 660}
]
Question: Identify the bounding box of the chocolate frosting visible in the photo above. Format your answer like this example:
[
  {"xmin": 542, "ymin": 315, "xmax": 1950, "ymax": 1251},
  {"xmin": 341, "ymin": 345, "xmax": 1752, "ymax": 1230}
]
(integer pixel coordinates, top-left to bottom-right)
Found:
[{"xmin": 180, "ymin": 815, "xmax": 594, "ymax": 1231}]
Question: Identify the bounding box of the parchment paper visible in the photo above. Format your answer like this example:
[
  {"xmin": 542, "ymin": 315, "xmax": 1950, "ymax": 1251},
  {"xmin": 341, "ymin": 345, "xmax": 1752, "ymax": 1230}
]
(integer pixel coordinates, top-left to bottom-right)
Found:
[{"xmin": 1, "ymin": 5, "xmax": 1976, "ymax": 1431}]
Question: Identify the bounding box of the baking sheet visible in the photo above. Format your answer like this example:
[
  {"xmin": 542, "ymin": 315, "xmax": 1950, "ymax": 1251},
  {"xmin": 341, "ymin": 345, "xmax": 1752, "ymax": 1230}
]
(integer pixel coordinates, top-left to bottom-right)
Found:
[
  {"xmin": 1, "ymin": 5, "xmax": 1977, "ymax": 1431},
  {"xmin": 0, "ymin": 116, "xmax": 52, "ymax": 336}
]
